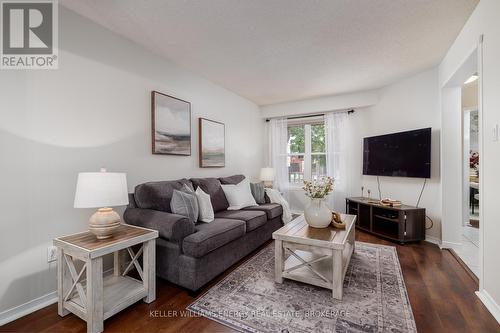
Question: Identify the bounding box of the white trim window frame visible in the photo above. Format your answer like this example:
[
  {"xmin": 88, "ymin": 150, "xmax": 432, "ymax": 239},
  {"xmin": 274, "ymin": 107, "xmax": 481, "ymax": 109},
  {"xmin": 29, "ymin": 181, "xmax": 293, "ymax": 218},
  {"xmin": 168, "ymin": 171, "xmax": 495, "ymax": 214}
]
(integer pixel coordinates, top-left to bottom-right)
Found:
[{"xmin": 287, "ymin": 120, "xmax": 326, "ymax": 186}]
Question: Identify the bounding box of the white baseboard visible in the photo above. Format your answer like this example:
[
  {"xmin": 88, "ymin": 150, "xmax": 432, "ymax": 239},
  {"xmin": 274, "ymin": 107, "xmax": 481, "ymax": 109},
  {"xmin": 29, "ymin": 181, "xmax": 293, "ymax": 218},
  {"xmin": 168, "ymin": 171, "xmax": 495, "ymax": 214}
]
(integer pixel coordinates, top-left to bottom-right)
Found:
[
  {"xmin": 440, "ymin": 240, "xmax": 462, "ymax": 251},
  {"xmin": 0, "ymin": 291, "xmax": 57, "ymax": 326},
  {"xmin": 0, "ymin": 267, "xmax": 116, "ymax": 326},
  {"xmin": 424, "ymin": 234, "xmax": 442, "ymax": 247},
  {"xmin": 476, "ymin": 289, "xmax": 500, "ymax": 324}
]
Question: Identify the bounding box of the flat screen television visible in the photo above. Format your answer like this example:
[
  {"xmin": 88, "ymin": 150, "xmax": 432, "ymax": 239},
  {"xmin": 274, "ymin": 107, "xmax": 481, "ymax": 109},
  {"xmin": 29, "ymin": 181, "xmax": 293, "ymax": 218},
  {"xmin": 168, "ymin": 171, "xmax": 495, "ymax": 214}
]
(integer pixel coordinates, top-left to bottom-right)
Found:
[{"xmin": 363, "ymin": 128, "xmax": 431, "ymax": 178}]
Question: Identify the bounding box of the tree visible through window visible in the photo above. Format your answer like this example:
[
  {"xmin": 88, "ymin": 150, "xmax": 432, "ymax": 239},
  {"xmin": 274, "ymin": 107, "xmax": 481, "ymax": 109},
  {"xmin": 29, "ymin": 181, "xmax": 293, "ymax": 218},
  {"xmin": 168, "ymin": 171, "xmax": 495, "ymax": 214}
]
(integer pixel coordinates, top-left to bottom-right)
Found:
[{"xmin": 287, "ymin": 122, "xmax": 326, "ymax": 184}]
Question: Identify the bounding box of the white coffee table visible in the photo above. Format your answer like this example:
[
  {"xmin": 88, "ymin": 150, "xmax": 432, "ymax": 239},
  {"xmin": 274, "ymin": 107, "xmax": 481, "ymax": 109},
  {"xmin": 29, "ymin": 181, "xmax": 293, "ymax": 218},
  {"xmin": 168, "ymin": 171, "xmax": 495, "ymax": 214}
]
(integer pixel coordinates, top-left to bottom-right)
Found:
[{"xmin": 272, "ymin": 214, "xmax": 356, "ymax": 300}]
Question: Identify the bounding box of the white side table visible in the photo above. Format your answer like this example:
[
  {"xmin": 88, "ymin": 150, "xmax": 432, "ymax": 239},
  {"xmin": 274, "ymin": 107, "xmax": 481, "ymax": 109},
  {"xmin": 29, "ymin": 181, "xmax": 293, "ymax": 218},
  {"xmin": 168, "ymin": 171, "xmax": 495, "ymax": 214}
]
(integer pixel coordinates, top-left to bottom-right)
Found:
[{"xmin": 54, "ymin": 224, "xmax": 158, "ymax": 333}]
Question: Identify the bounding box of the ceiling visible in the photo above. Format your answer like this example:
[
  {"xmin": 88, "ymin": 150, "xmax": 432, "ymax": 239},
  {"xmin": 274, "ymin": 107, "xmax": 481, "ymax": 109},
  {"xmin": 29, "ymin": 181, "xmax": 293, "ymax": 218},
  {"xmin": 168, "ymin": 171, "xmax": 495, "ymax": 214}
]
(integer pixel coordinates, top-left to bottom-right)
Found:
[{"xmin": 61, "ymin": 0, "xmax": 478, "ymax": 106}]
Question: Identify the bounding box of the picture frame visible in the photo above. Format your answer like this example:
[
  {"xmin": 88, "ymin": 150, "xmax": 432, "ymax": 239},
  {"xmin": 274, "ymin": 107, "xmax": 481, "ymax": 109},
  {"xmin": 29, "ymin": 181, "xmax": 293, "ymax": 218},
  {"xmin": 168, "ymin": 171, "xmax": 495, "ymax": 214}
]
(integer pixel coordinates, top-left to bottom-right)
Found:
[
  {"xmin": 151, "ymin": 91, "xmax": 191, "ymax": 155},
  {"xmin": 199, "ymin": 118, "xmax": 225, "ymax": 168}
]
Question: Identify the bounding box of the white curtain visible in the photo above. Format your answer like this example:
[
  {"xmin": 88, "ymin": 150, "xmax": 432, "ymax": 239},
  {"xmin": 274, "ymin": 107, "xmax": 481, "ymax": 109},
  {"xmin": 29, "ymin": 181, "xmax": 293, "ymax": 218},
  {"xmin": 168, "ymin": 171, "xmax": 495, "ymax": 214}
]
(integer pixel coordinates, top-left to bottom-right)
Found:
[
  {"xmin": 324, "ymin": 111, "xmax": 351, "ymax": 212},
  {"xmin": 269, "ymin": 117, "xmax": 290, "ymax": 202}
]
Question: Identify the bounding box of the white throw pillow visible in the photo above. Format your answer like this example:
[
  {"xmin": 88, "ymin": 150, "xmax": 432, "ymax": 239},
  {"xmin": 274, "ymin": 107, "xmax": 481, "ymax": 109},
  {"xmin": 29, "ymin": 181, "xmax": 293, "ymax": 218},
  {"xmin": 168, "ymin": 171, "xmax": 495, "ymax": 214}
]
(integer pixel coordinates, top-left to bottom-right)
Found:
[
  {"xmin": 221, "ymin": 178, "xmax": 258, "ymax": 210},
  {"xmin": 195, "ymin": 187, "xmax": 214, "ymax": 223}
]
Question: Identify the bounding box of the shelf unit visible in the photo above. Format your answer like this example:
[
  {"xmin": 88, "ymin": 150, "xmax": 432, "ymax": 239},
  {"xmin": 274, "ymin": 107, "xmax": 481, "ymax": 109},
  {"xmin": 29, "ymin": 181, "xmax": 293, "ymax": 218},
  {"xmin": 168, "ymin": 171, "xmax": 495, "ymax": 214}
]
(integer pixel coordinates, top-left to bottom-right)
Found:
[{"xmin": 346, "ymin": 197, "xmax": 426, "ymax": 243}]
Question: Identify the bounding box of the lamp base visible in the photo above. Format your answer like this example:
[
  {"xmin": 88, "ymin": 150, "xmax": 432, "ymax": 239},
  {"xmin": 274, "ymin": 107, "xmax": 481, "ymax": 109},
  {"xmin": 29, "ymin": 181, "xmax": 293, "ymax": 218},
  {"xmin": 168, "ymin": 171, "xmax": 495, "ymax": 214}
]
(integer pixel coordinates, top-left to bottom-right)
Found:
[
  {"xmin": 263, "ymin": 181, "xmax": 274, "ymax": 188},
  {"xmin": 89, "ymin": 207, "xmax": 121, "ymax": 239}
]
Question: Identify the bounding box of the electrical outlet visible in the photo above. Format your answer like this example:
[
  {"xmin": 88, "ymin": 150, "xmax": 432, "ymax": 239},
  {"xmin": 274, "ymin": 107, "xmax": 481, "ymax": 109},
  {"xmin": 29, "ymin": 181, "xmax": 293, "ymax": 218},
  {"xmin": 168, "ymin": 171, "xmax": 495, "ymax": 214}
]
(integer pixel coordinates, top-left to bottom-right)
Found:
[{"xmin": 47, "ymin": 246, "xmax": 57, "ymax": 263}]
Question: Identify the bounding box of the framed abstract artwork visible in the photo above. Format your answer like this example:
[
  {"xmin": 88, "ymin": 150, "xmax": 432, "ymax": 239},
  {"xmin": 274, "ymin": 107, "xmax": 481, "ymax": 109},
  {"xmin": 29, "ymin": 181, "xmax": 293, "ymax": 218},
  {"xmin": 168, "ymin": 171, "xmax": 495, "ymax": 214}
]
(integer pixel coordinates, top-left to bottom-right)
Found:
[
  {"xmin": 151, "ymin": 91, "xmax": 191, "ymax": 155},
  {"xmin": 199, "ymin": 118, "xmax": 225, "ymax": 168}
]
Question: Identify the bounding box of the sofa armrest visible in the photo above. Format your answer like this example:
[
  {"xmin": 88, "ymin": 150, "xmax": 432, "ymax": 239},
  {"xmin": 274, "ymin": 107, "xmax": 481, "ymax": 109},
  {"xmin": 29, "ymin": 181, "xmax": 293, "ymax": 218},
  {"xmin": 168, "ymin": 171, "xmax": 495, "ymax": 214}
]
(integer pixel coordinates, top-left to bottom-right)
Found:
[{"xmin": 124, "ymin": 208, "xmax": 195, "ymax": 242}]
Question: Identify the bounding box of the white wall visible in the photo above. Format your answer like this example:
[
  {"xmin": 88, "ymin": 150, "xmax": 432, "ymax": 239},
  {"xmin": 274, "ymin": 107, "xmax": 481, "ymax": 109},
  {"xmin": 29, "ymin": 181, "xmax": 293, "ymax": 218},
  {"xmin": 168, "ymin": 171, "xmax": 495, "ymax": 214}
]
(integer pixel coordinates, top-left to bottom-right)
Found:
[
  {"xmin": 351, "ymin": 69, "xmax": 441, "ymax": 240},
  {"xmin": 0, "ymin": 7, "xmax": 264, "ymax": 317},
  {"xmin": 439, "ymin": 0, "xmax": 500, "ymax": 321},
  {"xmin": 260, "ymin": 90, "xmax": 379, "ymax": 119}
]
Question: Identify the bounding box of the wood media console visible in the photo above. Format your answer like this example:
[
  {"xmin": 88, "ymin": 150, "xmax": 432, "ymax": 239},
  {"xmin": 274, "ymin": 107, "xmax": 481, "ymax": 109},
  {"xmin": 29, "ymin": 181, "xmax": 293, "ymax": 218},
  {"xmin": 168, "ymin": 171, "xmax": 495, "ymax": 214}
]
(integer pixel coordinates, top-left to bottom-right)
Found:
[{"xmin": 345, "ymin": 197, "xmax": 425, "ymax": 243}]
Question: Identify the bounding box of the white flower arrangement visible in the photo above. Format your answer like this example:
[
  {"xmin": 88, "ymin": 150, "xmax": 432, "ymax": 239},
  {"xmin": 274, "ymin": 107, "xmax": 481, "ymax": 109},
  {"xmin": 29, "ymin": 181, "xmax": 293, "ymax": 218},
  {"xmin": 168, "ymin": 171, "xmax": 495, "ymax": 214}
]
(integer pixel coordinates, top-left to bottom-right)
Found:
[{"xmin": 302, "ymin": 177, "xmax": 334, "ymax": 199}]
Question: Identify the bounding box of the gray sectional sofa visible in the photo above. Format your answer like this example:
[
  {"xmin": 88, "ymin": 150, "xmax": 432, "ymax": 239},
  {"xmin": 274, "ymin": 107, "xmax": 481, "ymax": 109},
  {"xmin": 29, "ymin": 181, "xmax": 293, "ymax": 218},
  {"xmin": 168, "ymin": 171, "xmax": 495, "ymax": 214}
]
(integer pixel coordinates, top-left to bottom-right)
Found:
[{"xmin": 124, "ymin": 174, "xmax": 283, "ymax": 292}]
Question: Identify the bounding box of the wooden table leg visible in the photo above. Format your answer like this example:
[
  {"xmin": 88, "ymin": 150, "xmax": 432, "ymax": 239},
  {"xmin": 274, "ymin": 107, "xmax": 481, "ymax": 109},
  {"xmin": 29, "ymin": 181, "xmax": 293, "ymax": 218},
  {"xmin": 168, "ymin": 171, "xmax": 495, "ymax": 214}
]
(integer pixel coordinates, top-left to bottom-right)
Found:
[
  {"xmin": 275, "ymin": 240, "xmax": 284, "ymax": 283},
  {"xmin": 86, "ymin": 257, "xmax": 103, "ymax": 333},
  {"xmin": 143, "ymin": 240, "xmax": 156, "ymax": 303},
  {"xmin": 332, "ymin": 249, "xmax": 343, "ymax": 300},
  {"xmin": 57, "ymin": 248, "xmax": 70, "ymax": 317},
  {"xmin": 113, "ymin": 250, "xmax": 121, "ymax": 276}
]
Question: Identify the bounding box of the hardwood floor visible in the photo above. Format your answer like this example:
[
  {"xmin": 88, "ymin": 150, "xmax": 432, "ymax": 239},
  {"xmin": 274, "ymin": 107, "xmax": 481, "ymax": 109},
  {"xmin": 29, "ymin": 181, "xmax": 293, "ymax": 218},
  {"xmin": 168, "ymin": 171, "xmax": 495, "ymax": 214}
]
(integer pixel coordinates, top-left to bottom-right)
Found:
[{"xmin": 2, "ymin": 230, "xmax": 499, "ymax": 333}]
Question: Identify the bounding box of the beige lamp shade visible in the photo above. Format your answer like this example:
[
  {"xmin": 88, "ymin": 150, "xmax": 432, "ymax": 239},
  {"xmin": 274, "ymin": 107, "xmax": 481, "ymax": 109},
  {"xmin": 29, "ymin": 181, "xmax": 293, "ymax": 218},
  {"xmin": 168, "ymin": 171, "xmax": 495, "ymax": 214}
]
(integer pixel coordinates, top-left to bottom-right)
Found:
[
  {"xmin": 260, "ymin": 167, "xmax": 275, "ymax": 182},
  {"xmin": 74, "ymin": 170, "xmax": 129, "ymax": 239},
  {"xmin": 74, "ymin": 171, "xmax": 129, "ymax": 208}
]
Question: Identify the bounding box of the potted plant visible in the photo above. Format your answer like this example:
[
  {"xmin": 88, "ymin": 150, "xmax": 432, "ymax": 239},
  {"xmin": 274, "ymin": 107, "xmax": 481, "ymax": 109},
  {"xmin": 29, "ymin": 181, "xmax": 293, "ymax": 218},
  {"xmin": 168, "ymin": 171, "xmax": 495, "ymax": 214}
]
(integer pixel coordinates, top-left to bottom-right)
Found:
[{"xmin": 303, "ymin": 177, "xmax": 334, "ymax": 228}]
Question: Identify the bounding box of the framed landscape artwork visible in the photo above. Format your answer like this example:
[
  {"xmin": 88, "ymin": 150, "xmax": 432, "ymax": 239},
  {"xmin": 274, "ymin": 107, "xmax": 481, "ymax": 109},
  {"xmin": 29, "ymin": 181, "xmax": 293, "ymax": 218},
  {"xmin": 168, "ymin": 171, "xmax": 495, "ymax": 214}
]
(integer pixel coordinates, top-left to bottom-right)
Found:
[
  {"xmin": 199, "ymin": 118, "xmax": 225, "ymax": 168},
  {"xmin": 151, "ymin": 91, "xmax": 191, "ymax": 155}
]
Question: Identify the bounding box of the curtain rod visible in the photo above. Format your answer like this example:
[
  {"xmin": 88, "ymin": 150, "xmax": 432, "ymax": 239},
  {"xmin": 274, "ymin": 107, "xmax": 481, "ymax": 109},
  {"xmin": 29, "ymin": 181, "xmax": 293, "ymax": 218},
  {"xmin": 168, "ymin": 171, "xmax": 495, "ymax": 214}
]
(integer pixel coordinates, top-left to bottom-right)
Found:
[{"xmin": 265, "ymin": 109, "xmax": 354, "ymax": 122}]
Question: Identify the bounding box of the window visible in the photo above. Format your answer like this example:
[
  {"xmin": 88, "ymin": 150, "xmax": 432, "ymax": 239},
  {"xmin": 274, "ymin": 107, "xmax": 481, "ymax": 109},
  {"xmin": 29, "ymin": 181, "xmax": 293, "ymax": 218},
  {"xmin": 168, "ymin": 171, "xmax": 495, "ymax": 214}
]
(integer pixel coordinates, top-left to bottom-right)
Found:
[{"xmin": 287, "ymin": 120, "xmax": 326, "ymax": 184}]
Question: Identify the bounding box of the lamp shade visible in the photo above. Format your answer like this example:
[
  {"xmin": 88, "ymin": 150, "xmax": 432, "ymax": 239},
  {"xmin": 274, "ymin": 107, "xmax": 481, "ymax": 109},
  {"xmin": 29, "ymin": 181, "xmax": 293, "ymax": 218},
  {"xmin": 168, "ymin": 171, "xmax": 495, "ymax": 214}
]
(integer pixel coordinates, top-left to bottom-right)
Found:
[
  {"xmin": 260, "ymin": 167, "xmax": 275, "ymax": 182},
  {"xmin": 74, "ymin": 171, "xmax": 129, "ymax": 208}
]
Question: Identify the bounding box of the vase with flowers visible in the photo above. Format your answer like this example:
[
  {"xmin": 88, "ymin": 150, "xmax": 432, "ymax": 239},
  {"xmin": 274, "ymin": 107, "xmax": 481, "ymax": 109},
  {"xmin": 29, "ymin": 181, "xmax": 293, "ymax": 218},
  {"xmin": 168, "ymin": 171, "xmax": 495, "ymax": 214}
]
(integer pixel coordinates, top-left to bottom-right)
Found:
[
  {"xmin": 470, "ymin": 151, "xmax": 479, "ymax": 180},
  {"xmin": 303, "ymin": 177, "xmax": 334, "ymax": 228}
]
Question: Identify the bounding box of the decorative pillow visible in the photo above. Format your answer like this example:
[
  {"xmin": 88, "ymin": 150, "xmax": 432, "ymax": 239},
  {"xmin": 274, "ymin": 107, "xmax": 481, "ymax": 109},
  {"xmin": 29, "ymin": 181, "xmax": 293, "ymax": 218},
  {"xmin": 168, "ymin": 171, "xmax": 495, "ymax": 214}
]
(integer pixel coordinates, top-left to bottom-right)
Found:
[
  {"xmin": 195, "ymin": 187, "xmax": 215, "ymax": 223},
  {"xmin": 170, "ymin": 189, "xmax": 199, "ymax": 224},
  {"xmin": 250, "ymin": 182, "xmax": 266, "ymax": 204},
  {"xmin": 221, "ymin": 178, "xmax": 258, "ymax": 210}
]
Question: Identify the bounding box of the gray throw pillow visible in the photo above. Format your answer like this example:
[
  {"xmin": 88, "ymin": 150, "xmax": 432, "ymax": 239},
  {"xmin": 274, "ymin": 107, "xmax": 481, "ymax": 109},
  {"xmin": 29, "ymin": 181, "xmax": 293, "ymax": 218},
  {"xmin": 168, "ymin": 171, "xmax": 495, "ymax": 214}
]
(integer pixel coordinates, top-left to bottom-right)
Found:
[
  {"xmin": 250, "ymin": 182, "xmax": 266, "ymax": 204},
  {"xmin": 170, "ymin": 189, "xmax": 199, "ymax": 224}
]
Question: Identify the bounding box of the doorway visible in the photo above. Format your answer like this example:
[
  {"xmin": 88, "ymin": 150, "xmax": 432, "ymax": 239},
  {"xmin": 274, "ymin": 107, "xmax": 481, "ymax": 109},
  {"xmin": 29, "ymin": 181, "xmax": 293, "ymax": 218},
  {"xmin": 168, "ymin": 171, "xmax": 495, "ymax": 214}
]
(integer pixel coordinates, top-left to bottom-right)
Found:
[
  {"xmin": 441, "ymin": 42, "xmax": 483, "ymax": 286},
  {"xmin": 458, "ymin": 78, "xmax": 480, "ymax": 276}
]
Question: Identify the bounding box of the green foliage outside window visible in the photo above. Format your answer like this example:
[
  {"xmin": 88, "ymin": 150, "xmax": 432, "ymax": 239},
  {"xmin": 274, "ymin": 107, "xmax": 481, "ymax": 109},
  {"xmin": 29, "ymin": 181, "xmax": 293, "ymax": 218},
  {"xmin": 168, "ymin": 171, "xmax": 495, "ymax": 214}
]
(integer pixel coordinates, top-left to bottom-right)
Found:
[
  {"xmin": 311, "ymin": 124, "xmax": 325, "ymax": 153},
  {"xmin": 288, "ymin": 126, "xmax": 305, "ymax": 153},
  {"xmin": 288, "ymin": 124, "xmax": 325, "ymax": 153}
]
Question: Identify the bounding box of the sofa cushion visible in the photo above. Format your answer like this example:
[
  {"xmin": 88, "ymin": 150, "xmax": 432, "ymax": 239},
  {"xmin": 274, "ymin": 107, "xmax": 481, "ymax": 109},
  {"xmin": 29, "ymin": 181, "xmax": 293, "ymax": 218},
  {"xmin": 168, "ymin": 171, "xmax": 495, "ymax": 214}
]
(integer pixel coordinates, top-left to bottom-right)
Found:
[
  {"xmin": 215, "ymin": 210, "xmax": 267, "ymax": 232},
  {"xmin": 124, "ymin": 208, "xmax": 195, "ymax": 242},
  {"xmin": 219, "ymin": 174, "xmax": 245, "ymax": 185},
  {"xmin": 250, "ymin": 182, "xmax": 266, "ymax": 204},
  {"xmin": 243, "ymin": 203, "xmax": 283, "ymax": 220},
  {"xmin": 134, "ymin": 179, "xmax": 193, "ymax": 213},
  {"xmin": 190, "ymin": 178, "xmax": 229, "ymax": 212},
  {"xmin": 182, "ymin": 218, "xmax": 246, "ymax": 258}
]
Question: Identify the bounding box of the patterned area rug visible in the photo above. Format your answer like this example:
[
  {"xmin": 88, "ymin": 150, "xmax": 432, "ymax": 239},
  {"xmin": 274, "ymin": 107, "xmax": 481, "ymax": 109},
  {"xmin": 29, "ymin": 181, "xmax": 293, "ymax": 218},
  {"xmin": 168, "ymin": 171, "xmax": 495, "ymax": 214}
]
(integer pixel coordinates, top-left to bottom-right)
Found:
[{"xmin": 187, "ymin": 241, "xmax": 417, "ymax": 333}]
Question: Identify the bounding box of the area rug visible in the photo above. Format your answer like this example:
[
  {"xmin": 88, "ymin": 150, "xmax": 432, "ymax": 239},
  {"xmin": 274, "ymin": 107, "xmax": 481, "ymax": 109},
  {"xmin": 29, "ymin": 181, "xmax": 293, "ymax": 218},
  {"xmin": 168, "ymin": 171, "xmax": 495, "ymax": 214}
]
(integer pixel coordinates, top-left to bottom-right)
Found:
[{"xmin": 187, "ymin": 241, "xmax": 417, "ymax": 333}]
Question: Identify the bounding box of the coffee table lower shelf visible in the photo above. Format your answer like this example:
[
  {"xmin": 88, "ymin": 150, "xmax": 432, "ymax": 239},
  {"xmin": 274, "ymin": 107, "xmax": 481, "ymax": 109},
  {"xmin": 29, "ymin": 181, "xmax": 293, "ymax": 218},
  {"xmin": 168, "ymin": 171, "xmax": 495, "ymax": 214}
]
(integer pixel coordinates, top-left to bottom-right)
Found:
[{"xmin": 281, "ymin": 248, "xmax": 352, "ymax": 291}]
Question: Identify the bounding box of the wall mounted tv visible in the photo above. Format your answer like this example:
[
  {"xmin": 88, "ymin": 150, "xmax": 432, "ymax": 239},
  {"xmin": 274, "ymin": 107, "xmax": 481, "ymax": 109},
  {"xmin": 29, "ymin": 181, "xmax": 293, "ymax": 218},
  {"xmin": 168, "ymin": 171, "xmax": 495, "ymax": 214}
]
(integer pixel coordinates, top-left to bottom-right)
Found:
[{"xmin": 363, "ymin": 128, "xmax": 431, "ymax": 178}]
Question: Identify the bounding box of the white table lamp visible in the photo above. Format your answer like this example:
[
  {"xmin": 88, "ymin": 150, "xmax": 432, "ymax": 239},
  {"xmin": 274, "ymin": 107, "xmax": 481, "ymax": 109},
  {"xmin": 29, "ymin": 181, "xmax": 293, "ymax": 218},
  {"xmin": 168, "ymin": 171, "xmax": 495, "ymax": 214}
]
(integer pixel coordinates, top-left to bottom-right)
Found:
[
  {"xmin": 260, "ymin": 167, "xmax": 275, "ymax": 188},
  {"xmin": 74, "ymin": 168, "xmax": 129, "ymax": 239}
]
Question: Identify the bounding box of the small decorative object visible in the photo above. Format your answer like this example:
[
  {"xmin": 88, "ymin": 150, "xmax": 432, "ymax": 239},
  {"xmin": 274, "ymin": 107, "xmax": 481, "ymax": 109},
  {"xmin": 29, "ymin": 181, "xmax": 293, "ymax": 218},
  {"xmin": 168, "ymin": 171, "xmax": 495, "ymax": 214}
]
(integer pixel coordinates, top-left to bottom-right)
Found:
[
  {"xmin": 380, "ymin": 198, "xmax": 402, "ymax": 207},
  {"xmin": 303, "ymin": 177, "xmax": 334, "ymax": 228},
  {"xmin": 331, "ymin": 211, "xmax": 346, "ymax": 229},
  {"xmin": 361, "ymin": 186, "xmax": 364, "ymax": 197},
  {"xmin": 152, "ymin": 91, "xmax": 191, "ymax": 155},
  {"xmin": 74, "ymin": 168, "xmax": 129, "ymax": 239},
  {"xmin": 199, "ymin": 118, "xmax": 225, "ymax": 167},
  {"xmin": 260, "ymin": 167, "xmax": 275, "ymax": 188}
]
